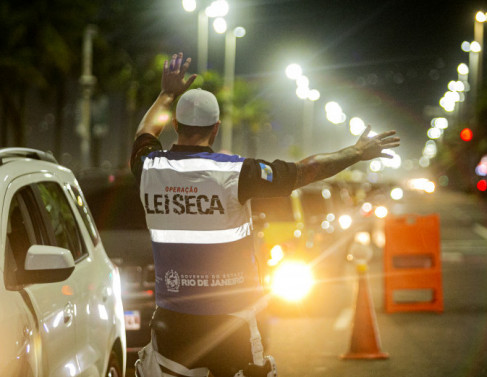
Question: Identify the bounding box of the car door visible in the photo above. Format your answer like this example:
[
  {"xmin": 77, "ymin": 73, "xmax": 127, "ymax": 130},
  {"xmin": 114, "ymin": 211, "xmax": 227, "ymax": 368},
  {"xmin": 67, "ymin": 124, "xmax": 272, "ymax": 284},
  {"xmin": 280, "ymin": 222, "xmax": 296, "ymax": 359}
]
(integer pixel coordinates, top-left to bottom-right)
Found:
[{"xmin": 4, "ymin": 175, "xmax": 80, "ymax": 377}]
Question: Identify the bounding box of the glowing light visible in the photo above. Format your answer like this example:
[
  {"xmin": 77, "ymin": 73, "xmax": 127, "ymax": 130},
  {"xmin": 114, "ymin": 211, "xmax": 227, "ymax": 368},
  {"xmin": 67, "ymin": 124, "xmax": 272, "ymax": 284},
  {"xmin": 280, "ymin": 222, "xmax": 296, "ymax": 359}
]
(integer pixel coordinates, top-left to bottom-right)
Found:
[
  {"xmin": 349, "ymin": 117, "xmax": 366, "ymax": 136},
  {"xmin": 267, "ymin": 245, "xmax": 284, "ymax": 266},
  {"xmin": 471, "ymin": 41, "xmax": 482, "ymax": 53},
  {"xmin": 461, "ymin": 41, "xmax": 472, "ymax": 52},
  {"xmin": 308, "ymin": 89, "xmax": 320, "ymax": 101},
  {"xmin": 374, "ymin": 206, "xmax": 388, "ymax": 218},
  {"xmin": 390, "ymin": 187, "xmax": 404, "ymax": 200},
  {"xmin": 213, "ymin": 17, "xmax": 227, "ymax": 33},
  {"xmin": 271, "ymin": 261, "xmax": 314, "ymax": 301},
  {"xmin": 369, "ymin": 159, "xmax": 383, "ymax": 172},
  {"xmin": 326, "ymin": 213, "xmax": 335, "ymax": 222},
  {"xmin": 354, "ymin": 231, "xmax": 371, "ymax": 246},
  {"xmin": 321, "ymin": 220, "xmax": 330, "ymax": 229},
  {"xmin": 321, "ymin": 188, "xmax": 331, "ymax": 199},
  {"xmin": 325, "ymin": 102, "xmax": 347, "ymax": 124},
  {"xmin": 182, "ymin": 0, "xmax": 197, "ymax": 12},
  {"xmin": 285, "ymin": 64, "xmax": 302, "ymax": 80},
  {"xmin": 476, "ymin": 11, "xmax": 487, "ymax": 22},
  {"xmin": 338, "ymin": 214, "xmax": 352, "ymax": 230},
  {"xmin": 296, "ymin": 86, "xmax": 309, "ymax": 99},
  {"xmin": 419, "ymin": 156, "xmax": 430, "ymax": 168},
  {"xmin": 477, "ymin": 180, "xmax": 487, "ymax": 191},
  {"xmin": 361, "ymin": 202, "xmax": 373, "ymax": 215},
  {"xmin": 206, "ymin": 0, "xmax": 229, "ymax": 17},
  {"xmin": 427, "ymin": 127, "xmax": 442, "ymax": 139},
  {"xmin": 296, "ymin": 75, "xmax": 309, "ymax": 88},
  {"xmin": 432, "ymin": 117, "xmax": 448, "ymax": 129},
  {"xmin": 460, "ymin": 128, "xmax": 473, "ymax": 141},
  {"xmin": 458, "ymin": 63, "xmax": 469, "ymax": 75},
  {"xmin": 424, "ymin": 181, "xmax": 436, "ymax": 193},
  {"xmin": 294, "ymin": 229, "xmax": 302, "ymax": 238},
  {"xmin": 423, "ymin": 140, "xmax": 437, "ymax": 158},
  {"xmin": 234, "ymin": 26, "xmax": 246, "ymax": 38}
]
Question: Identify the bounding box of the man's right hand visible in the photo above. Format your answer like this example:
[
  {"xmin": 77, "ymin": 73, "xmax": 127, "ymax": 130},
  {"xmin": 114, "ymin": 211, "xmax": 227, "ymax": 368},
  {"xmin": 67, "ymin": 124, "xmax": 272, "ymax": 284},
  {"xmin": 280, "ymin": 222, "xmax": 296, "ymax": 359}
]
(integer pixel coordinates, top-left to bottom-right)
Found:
[
  {"xmin": 162, "ymin": 52, "xmax": 197, "ymax": 98},
  {"xmin": 354, "ymin": 125, "xmax": 400, "ymax": 161}
]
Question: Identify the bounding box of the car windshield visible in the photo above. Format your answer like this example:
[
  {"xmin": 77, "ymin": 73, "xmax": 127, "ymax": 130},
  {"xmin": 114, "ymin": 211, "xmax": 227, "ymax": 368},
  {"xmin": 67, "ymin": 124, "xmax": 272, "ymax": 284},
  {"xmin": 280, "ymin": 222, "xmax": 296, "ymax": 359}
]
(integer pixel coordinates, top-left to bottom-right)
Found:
[{"xmin": 251, "ymin": 197, "xmax": 295, "ymax": 222}]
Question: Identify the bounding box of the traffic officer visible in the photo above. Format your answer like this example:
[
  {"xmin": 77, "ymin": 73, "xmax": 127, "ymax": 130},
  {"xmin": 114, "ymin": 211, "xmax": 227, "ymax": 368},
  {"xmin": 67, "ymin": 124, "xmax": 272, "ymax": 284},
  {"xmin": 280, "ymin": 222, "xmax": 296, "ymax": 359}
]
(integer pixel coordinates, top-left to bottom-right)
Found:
[{"xmin": 131, "ymin": 52, "xmax": 400, "ymax": 377}]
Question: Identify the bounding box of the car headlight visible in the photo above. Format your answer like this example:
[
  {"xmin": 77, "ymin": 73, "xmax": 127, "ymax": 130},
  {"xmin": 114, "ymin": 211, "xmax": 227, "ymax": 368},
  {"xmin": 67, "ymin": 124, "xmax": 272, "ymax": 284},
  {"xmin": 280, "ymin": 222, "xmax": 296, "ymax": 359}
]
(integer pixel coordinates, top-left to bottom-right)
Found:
[
  {"xmin": 338, "ymin": 214, "xmax": 352, "ymax": 230},
  {"xmin": 270, "ymin": 261, "xmax": 314, "ymax": 302},
  {"xmin": 267, "ymin": 245, "xmax": 285, "ymax": 266}
]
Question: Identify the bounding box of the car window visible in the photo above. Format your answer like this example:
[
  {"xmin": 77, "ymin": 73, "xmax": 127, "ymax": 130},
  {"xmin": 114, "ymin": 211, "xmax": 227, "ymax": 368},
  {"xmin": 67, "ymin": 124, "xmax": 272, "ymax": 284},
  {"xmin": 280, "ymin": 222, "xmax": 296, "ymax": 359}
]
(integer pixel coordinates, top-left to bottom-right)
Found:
[
  {"xmin": 36, "ymin": 182, "xmax": 87, "ymax": 261},
  {"xmin": 66, "ymin": 183, "xmax": 99, "ymax": 246}
]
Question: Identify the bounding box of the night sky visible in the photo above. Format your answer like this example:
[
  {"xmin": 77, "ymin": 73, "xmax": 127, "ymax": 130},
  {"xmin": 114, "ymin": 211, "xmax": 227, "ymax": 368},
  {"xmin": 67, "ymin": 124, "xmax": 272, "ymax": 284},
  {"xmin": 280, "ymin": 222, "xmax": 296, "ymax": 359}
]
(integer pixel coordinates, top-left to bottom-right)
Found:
[{"xmin": 151, "ymin": 0, "xmax": 487, "ymax": 163}]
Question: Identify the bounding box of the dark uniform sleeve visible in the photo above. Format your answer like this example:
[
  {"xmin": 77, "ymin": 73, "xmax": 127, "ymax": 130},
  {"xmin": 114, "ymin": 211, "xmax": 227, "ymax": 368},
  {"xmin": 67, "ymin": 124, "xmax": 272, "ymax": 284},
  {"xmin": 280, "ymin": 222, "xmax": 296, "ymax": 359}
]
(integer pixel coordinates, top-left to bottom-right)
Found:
[
  {"xmin": 130, "ymin": 133, "xmax": 163, "ymax": 184},
  {"xmin": 238, "ymin": 158, "xmax": 297, "ymax": 204}
]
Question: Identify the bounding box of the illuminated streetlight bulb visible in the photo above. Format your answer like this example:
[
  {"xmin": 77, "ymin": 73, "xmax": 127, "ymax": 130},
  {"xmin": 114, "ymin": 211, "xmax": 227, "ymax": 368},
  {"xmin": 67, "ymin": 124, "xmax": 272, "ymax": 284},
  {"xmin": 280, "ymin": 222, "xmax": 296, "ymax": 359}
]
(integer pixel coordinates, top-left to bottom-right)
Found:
[
  {"xmin": 432, "ymin": 117, "xmax": 448, "ymax": 129},
  {"xmin": 296, "ymin": 75, "xmax": 309, "ymax": 88},
  {"xmin": 471, "ymin": 41, "xmax": 482, "ymax": 53},
  {"xmin": 349, "ymin": 117, "xmax": 366, "ymax": 135},
  {"xmin": 296, "ymin": 86, "xmax": 309, "ymax": 99},
  {"xmin": 206, "ymin": 0, "xmax": 229, "ymax": 17},
  {"xmin": 234, "ymin": 26, "xmax": 246, "ymax": 38},
  {"xmin": 308, "ymin": 89, "xmax": 320, "ymax": 101},
  {"xmin": 476, "ymin": 11, "xmax": 487, "ymax": 22},
  {"xmin": 182, "ymin": 0, "xmax": 197, "ymax": 12},
  {"xmin": 461, "ymin": 41, "xmax": 471, "ymax": 52},
  {"xmin": 458, "ymin": 63, "xmax": 469, "ymax": 75},
  {"xmin": 285, "ymin": 64, "xmax": 302, "ymax": 80},
  {"xmin": 213, "ymin": 17, "xmax": 227, "ymax": 33}
]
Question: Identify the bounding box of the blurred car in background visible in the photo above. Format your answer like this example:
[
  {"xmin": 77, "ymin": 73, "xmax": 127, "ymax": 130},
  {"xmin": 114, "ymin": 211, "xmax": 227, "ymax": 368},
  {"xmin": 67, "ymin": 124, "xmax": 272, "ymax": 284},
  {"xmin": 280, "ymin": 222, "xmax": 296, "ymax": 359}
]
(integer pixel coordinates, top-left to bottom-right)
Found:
[
  {"xmin": 78, "ymin": 170, "xmax": 154, "ymax": 363},
  {"xmin": 0, "ymin": 148, "xmax": 125, "ymax": 377}
]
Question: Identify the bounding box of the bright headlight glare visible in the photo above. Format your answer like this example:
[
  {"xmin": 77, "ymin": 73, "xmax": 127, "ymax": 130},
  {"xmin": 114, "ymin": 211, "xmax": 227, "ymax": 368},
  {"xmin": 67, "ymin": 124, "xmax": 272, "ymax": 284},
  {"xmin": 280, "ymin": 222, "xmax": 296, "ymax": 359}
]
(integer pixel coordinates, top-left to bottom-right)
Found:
[
  {"xmin": 338, "ymin": 214, "xmax": 352, "ymax": 229},
  {"xmin": 271, "ymin": 261, "xmax": 314, "ymax": 301}
]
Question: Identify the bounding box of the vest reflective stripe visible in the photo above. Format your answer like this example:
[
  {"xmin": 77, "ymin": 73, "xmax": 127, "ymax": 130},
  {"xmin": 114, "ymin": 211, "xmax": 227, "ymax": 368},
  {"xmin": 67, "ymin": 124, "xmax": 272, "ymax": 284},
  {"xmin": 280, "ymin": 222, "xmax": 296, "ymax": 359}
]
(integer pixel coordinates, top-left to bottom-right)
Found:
[
  {"xmin": 149, "ymin": 222, "xmax": 252, "ymax": 244},
  {"xmin": 143, "ymin": 156, "xmax": 243, "ymax": 173}
]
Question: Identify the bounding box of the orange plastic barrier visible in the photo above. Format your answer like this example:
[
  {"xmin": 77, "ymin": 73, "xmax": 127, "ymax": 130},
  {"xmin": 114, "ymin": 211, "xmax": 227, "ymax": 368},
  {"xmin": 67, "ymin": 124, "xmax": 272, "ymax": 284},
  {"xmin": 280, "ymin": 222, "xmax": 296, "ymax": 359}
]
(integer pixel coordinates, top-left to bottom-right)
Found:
[{"xmin": 384, "ymin": 214, "xmax": 443, "ymax": 313}]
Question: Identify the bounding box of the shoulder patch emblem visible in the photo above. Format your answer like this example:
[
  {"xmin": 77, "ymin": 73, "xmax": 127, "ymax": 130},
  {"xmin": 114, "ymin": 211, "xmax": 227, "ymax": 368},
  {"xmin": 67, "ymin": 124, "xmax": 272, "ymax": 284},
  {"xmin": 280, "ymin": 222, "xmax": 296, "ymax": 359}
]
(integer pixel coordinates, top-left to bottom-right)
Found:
[{"xmin": 259, "ymin": 162, "xmax": 273, "ymax": 182}]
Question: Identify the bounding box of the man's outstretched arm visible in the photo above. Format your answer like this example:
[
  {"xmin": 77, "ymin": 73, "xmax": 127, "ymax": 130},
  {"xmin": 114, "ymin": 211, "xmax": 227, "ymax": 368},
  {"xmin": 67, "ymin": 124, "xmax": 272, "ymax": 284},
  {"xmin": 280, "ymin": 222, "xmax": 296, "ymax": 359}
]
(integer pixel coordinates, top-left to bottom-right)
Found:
[
  {"xmin": 135, "ymin": 52, "xmax": 197, "ymax": 139},
  {"xmin": 294, "ymin": 125, "xmax": 400, "ymax": 189}
]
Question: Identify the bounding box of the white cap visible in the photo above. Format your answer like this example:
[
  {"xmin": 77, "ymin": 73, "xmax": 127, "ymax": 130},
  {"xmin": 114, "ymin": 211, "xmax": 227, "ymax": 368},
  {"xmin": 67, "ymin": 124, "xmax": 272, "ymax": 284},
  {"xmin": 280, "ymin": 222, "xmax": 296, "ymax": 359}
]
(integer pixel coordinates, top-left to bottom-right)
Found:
[{"xmin": 175, "ymin": 89, "xmax": 220, "ymax": 127}]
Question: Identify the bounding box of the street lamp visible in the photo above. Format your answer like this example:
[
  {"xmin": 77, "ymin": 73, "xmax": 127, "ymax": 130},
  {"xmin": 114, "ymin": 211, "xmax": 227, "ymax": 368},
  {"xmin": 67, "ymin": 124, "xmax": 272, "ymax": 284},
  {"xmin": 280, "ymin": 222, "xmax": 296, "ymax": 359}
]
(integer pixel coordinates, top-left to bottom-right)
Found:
[
  {"xmin": 221, "ymin": 26, "xmax": 246, "ymax": 152},
  {"xmin": 285, "ymin": 64, "xmax": 321, "ymax": 155},
  {"xmin": 182, "ymin": 0, "xmax": 229, "ymax": 73}
]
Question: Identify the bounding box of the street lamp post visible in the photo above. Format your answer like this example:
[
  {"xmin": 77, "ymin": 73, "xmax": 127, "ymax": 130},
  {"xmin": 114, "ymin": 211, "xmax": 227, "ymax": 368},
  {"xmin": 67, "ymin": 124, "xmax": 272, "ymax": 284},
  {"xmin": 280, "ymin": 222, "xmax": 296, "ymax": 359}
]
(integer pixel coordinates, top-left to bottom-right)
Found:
[
  {"xmin": 78, "ymin": 24, "xmax": 97, "ymax": 168},
  {"xmin": 182, "ymin": 0, "xmax": 229, "ymax": 74},
  {"xmin": 221, "ymin": 26, "xmax": 245, "ymax": 152},
  {"xmin": 197, "ymin": 10, "xmax": 209, "ymax": 73}
]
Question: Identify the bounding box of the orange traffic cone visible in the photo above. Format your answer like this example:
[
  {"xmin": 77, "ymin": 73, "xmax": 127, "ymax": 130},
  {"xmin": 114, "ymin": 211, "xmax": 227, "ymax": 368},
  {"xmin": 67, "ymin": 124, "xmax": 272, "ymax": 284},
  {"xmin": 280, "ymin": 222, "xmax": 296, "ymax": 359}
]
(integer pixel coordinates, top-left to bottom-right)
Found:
[{"xmin": 341, "ymin": 263, "xmax": 389, "ymax": 360}]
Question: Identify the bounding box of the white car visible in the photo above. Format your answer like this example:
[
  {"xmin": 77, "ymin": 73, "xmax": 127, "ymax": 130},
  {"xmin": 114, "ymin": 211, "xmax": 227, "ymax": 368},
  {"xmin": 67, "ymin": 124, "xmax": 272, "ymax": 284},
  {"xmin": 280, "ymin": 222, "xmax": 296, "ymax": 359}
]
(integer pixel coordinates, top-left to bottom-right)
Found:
[{"xmin": 0, "ymin": 148, "xmax": 126, "ymax": 377}]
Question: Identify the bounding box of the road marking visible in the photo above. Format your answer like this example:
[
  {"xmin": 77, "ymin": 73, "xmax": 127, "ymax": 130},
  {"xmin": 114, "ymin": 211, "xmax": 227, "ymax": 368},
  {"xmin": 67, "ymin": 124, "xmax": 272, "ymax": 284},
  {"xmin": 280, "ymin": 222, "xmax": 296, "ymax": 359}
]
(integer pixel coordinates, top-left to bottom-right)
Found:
[
  {"xmin": 473, "ymin": 223, "xmax": 487, "ymax": 240},
  {"xmin": 334, "ymin": 308, "xmax": 353, "ymax": 331}
]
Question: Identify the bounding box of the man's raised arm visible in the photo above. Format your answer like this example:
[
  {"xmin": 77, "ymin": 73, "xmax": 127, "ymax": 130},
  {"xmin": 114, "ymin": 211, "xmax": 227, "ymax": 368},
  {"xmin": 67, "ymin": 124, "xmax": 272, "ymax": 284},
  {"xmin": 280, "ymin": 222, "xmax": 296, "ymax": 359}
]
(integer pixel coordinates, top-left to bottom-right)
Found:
[
  {"xmin": 294, "ymin": 125, "xmax": 400, "ymax": 189},
  {"xmin": 135, "ymin": 52, "xmax": 197, "ymax": 139}
]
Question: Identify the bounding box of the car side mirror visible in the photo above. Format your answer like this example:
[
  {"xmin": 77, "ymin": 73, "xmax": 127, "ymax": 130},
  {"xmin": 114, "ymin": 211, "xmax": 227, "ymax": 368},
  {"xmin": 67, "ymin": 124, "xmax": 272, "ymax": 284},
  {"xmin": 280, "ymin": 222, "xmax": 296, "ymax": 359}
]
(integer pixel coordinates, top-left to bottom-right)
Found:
[{"xmin": 24, "ymin": 245, "xmax": 75, "ymax": 284}]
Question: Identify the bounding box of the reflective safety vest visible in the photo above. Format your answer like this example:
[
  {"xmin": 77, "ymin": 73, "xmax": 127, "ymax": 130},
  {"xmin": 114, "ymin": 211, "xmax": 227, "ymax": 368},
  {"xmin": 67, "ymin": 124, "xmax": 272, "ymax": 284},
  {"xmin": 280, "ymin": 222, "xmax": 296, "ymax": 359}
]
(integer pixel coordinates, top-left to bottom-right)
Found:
[{"xmin": 140, "ymin": 150, "xmax": 263, "ymax": 315}]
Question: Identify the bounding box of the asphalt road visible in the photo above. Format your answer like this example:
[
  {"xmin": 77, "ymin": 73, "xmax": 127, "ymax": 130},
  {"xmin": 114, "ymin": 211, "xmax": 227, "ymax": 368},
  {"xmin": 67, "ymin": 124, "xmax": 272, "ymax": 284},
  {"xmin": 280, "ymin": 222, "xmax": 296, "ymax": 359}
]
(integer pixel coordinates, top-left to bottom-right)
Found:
[{"xmin": 126, "ymin": 188, "xmax": 487, "ymax": 377}]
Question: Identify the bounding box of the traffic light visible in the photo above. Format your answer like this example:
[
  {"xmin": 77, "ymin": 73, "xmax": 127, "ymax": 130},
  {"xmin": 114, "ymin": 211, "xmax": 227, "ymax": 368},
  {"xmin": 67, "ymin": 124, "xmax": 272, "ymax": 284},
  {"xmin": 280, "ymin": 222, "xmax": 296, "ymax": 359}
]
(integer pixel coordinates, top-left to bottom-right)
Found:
[
  {"xmin": 460, "ymin": 128, "xmax": 473, "ymax": 141},
  {"xmin": 477, "ymin": 179, "xmax": 487, "ymax": 192}
]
